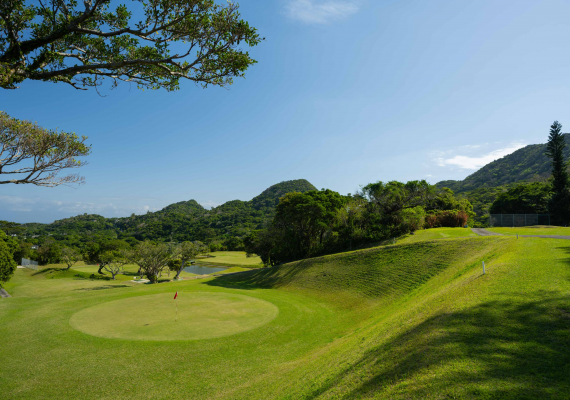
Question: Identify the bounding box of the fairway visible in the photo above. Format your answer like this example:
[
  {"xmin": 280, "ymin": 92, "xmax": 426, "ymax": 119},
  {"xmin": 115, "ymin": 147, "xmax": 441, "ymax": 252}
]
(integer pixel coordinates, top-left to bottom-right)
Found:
[
  {"xmin": 70, "ymin": 292, "xmax": 279, "ymax": 341},
  {"xmin": 486, "ymin": 226, "xmax": 570, "ymax": 236},
  {"xmin": 203, "ymin": 251, "xmax": 263, "ymax": 266}
]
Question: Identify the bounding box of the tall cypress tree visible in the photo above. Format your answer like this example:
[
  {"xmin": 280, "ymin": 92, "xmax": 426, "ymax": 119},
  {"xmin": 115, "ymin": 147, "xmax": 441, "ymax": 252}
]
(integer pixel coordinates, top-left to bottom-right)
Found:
[
  {"xmin": 545, "ymin": 121, "xmax": 570, "ymax": 225},
  {"xmin": 546, "ymin": 121, "xmax": 568, "ymax": 193}
]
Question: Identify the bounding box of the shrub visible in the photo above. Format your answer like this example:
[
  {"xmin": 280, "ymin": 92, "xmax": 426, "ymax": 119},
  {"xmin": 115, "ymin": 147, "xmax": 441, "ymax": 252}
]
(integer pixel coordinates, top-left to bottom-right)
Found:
[
  {"xmin": 0, "ymin": 238, "xmax": 17, "ymax": 286},
  {"xmin": 400, "ymin": 206, "xmax": 426, "ymax": 232},
  {"xmin": 425, "ymin": 210, "xmax": 469, "ymax": 228}
]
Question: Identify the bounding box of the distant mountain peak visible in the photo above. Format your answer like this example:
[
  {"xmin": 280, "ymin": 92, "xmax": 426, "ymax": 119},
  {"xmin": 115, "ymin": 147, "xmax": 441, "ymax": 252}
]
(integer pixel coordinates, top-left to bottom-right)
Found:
[
  {"xmin": 249, "ymin": 179, "xmax": 317, "ymax": 210},
  {"xmin": 160, "ymin": 199, "xmax": 205, "ymax": 214}
]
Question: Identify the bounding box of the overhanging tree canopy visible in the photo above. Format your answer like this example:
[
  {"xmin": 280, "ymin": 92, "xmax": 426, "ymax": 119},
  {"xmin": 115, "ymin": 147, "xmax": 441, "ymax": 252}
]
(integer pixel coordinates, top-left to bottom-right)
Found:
[
  {"xmin": 0, "ymin": 0, "xmax": 262, "ymax": 90},
  {"xmin": 0, "ymin": 111, "xmax": 90, "ymax": 186}
]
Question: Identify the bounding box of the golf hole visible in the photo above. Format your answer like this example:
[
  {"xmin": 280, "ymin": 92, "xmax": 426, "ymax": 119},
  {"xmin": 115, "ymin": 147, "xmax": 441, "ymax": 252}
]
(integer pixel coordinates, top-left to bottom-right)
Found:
[{"xmin": 70, "ymin": 292, "xmax": 279, "ymax": 341}]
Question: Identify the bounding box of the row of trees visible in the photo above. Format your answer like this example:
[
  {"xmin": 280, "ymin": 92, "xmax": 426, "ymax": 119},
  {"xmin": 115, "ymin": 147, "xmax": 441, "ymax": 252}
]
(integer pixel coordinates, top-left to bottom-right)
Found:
[
  {"xmin": 9, "ymin": 232, "xmax": 232, "ymax": 268},
  {"xmin": 93, "ymin": 241, "xmax": 209, "ymax": 282},
  {"xmin": 244, "ymin": 181, "xmax": 473, "ymax": 265},
  {"xmin": 0, "ymin": 233, "xmax": 209, "ymax": 285}
]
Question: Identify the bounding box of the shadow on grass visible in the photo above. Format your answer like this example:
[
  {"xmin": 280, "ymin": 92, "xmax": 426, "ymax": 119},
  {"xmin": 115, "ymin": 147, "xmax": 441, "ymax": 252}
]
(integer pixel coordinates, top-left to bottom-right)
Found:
[
  {"xmin": 203, "ymin": 261, "xmax": 312, "ymax": 291},
  {"xmin": 554, "ymin": 247, "xmax": 570, "ymax": 283},
  {"xmin": 74, "ymin": 285, "xmax": 130, "ymax": 291},
  {"xmin": 31, "ymin": 267, "xmax": 64, "ymax": 276},
  {"xmin": 306, "ymin": 291, "xmax": 570, "ymax": 399}
]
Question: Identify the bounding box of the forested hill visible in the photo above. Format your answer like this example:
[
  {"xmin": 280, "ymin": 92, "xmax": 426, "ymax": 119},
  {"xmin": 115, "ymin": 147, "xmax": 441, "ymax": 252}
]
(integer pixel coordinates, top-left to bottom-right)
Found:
[
  {"xmin": 250, "ymin": 179, "xmax": 317, "ymax": 210},
  {"xmin": 436, "ymin": 134, "xmax": 570, "ymax": 193},
  {"xmin": 23, "ymin": 179, "xmax": 317, "ymax": 242},
  {"xmin": 159, "ymin": 199, "xmax": 205, "ymax": 215},
  {"xmin": 435, "ymin": 134, "xmax": 569, "ymax": 225}
]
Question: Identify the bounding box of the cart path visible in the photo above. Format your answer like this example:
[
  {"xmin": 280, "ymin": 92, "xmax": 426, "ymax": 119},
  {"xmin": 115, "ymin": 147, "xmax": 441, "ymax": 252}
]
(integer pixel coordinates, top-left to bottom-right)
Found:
[{"xmin": 471, "ymin": 228, "xmax": 570, "ymax": 240}]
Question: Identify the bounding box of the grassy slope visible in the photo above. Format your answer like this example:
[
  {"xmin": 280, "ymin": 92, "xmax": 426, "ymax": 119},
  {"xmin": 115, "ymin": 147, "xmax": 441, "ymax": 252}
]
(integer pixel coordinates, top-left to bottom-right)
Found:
[
  {"xmin": 487, "ymin": 226, "xmax": 570, "ymax": 236},
  {"xmin": 248, "ymin": 237, "xmax": 570, "ymax": 399},
  {"xmin": 398, "ymin": 227, "xmax": 478, "ymax": 244},
  {"xmin": 1, "ymin": 236, "xmax": 569, "ymax": 399}
]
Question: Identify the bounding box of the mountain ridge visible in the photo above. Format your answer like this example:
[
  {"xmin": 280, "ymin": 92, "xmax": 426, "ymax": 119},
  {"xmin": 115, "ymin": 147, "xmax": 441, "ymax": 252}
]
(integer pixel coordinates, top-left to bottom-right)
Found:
[
  {"xmin": 436, "ymin": 134, "xmax": 570, "ymax": 224},
  {"xmin": 436, "ymin": 134, "xmax": 570, "ymax": 193},
  {"xmin": 22, "ymin": 179, "xmax": 317, "ymax": 241}
]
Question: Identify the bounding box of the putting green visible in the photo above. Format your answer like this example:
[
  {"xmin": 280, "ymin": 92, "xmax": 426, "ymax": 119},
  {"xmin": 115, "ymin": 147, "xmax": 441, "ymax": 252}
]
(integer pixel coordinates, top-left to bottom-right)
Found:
[{"xmin": 70, "ymin": 292, "xmax": 279, "ymax": 341}]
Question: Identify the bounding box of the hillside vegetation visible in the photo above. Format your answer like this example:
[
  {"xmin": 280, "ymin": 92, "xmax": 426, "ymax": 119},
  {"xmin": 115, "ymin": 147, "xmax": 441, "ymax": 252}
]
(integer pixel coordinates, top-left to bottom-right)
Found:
[
  {"xmin": 22, "ymin": 179, "xmax": 317, "ymax": 241},
  {"xmin": 437, "ymin": 134, "xmax": 569, "ymax": 193},
  {"xmin": 436, "ymin": 135, "xmax": 570, "ymax": 225}
]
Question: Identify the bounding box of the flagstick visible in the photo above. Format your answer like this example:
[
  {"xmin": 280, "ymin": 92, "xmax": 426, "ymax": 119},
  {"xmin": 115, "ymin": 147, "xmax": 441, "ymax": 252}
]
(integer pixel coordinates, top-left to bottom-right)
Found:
[{"xmin": 176, "ymin": 297, "xmax": 178, "ymax": 322}]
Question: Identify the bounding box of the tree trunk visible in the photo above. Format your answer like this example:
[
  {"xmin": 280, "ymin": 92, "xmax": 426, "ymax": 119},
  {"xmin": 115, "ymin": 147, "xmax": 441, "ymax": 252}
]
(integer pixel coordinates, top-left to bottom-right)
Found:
[
  {"xmin": 174, "ymin": 259, "xmax": 186, "ymax": 280},
  {"xmin": 97, "ymin": 264, "xmax": 105, "ymax": 274}
]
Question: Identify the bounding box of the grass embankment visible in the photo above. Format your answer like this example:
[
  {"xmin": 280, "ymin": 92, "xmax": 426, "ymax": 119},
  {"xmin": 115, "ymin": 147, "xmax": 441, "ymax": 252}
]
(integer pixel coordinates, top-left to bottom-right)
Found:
[
  {"xmin": 248, "ymin": 236, "xmax": 570, "ymax": 399},
  {"xmin": 398, "ymin": 227, "xmax": 477, "ymax": 243},
  {"xmin": 2, "ymin": 236, "xmax": 569, "ymax": 399},
  {"xmin": 487, "ymin": 226, "xmax": 570, "ymax": 236}
]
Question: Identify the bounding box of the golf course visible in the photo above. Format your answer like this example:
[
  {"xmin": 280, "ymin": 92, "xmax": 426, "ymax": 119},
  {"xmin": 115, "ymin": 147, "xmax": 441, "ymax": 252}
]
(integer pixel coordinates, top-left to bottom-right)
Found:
[
  {"xmin": 4, "ymin": 1, "xmax": 570, "ymax": 398},
  {"xmin": 2, "ymin": 230, "xmax": 569, "ymax": 399}
]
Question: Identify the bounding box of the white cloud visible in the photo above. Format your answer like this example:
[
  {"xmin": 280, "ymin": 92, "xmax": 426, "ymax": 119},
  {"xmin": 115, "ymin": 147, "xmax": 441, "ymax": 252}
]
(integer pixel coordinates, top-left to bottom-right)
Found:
[
  {"xmin": 199, "ymin": 200, "xmax": 220, "ymax": 209},
  {"xmin": 285, "ymin": 0, "xmax": 359, "ymax": 24},
  {"xmin": 0, "ymin": 195, "xmax": 158, "ymax": 217},
  {"xmin": 435, "ymin": 142, "xmax": 526, "ymax": 170}
]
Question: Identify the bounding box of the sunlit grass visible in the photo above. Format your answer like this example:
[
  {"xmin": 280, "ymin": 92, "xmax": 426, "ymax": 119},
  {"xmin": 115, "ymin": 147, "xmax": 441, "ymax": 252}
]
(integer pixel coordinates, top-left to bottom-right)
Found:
[
  {"xmin": 486, "ymin": 226, "xmax": 570, "ymax": 236},
  {"xmin": 398, "ymin": 227, "xmax": 477, "ymax": 243},
  {"xmin": 2, "ymin": 237, "xmax": 569, "ymax": 399},
  {"xmin": 202, "ymin": 251, "xmax": 263, "ymax": 266}
]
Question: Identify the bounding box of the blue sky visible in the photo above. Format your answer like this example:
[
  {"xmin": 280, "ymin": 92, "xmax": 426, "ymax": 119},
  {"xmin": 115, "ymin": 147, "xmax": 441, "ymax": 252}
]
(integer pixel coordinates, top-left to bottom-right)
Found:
[{"xmin": 2, "ymin": 0, "xmax": 570, "ymax": 223}]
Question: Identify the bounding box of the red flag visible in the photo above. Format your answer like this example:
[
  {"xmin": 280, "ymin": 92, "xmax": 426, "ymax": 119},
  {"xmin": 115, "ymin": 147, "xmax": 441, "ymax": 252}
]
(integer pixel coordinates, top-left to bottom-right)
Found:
[{"xmin": 174, "ymin": 291, "xmax": 178, "ymax": 300}]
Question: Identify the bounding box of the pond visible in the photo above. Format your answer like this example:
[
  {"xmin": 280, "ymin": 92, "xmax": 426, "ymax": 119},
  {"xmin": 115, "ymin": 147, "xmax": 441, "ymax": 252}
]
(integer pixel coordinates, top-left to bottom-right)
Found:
[{"xmin": 183, "ymin": 264, "xmax": 228, "ymax": 275}]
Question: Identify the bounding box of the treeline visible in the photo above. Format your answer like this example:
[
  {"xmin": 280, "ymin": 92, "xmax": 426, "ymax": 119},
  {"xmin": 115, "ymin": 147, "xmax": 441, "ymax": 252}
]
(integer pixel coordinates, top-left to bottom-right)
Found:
[
  {"xmin": 244, "ymin": 181, "xmax": 473, "ymax": 265},
  {"xmin": 0, "ymin": 227, "xmax": 245, "ymax": 268},
  {"xmin": 0, "ymin": 225, "xmax": 212, "ymax": 285},
  {"xmin": 20, "ymin": 179, "xmax": 318, "ymax": 243}
]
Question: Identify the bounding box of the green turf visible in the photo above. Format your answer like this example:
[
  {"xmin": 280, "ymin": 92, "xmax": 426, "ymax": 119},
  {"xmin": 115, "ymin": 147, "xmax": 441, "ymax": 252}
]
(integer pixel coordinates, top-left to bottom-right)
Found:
[
  {"xmin": 70, "ymin": 292, "xmax": 278, "ymax": 341},
  {"xmin": 202, "ymin": 251, "xmax": 263, "ymax": 266},
  {"xmin": 2, "ymin": 236, "xmax": 569, "ymax": 399},
  {"xmin": 398, "ymin": 227, "xmax": 478, "ymax": 243},
  {"xmin": 486, "ymin": 226, "xmax": 570, "ymax": 236}
]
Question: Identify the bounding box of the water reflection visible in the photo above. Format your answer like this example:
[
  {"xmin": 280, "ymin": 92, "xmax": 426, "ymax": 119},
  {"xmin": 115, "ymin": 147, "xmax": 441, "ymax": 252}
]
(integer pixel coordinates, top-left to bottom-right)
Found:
[{"xmin": 183, "ymin": 264, "xmax": 228, "ymax": 275}]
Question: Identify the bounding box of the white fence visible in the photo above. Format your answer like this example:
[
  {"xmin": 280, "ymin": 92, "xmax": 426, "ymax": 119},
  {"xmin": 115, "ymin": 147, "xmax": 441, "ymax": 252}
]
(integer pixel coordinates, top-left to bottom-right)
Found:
[{"xmin": 21, "ymin": 258, "xmax": 39, "ymax": 270}]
